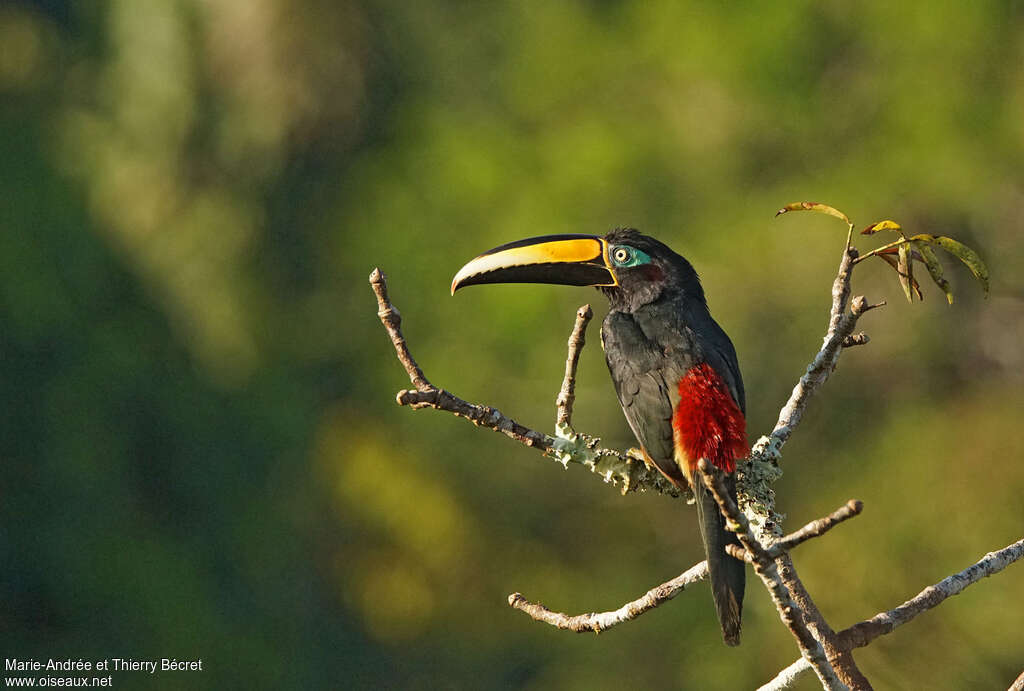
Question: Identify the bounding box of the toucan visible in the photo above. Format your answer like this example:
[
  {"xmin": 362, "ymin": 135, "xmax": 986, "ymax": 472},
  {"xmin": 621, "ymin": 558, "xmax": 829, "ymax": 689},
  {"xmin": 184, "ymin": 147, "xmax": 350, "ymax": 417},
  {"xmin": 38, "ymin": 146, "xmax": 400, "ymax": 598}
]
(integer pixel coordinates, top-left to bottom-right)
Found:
[{"xmin": 451, "ymin": 229, "xmax": 748, "ymax": 646}]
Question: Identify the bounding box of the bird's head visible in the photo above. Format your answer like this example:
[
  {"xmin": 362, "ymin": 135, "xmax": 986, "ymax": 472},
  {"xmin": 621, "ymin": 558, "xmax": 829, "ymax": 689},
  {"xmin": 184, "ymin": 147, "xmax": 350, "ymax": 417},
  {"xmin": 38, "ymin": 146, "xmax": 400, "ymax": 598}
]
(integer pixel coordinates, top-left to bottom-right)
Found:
[{"xmin": 451, "ymin": 228, "xmax": 704, "ymax": 312}]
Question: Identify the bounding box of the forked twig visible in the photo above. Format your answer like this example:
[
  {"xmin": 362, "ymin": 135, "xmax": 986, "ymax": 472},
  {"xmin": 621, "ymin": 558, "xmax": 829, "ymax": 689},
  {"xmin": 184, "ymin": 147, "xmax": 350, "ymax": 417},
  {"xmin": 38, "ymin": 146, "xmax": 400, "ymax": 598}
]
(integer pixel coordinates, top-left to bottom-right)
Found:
[
  {"xmin": 700, "ymin": 462, "xmax": 848, "ymax": 691},
  {"xmin": 513, "ymin": 497, "xmax": 863, "ymax": 634},
  {"xmin": 759, "ymin": 537, "xmax": 1024, "ymax": 690},
  {"xmin": 370, "ymin": 268, "xmax": 679, "ymax": 496}
]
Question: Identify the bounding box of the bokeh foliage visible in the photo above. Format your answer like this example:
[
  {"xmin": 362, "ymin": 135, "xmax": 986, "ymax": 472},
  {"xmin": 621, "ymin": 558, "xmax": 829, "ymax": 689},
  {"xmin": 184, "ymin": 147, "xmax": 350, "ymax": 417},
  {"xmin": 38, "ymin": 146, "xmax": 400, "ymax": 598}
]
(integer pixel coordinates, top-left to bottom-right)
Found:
[{"xmin": 2, "ymin": 1, "xmax": 1023, "ymax": 689}]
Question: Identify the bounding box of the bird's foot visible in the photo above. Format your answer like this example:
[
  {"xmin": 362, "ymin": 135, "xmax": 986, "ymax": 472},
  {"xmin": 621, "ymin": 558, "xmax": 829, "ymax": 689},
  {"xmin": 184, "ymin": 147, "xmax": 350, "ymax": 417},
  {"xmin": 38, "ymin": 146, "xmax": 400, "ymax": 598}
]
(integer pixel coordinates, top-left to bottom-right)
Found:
[{"xmin": 626, "ymin": 447, "xmax": 651, "ymax": 467}]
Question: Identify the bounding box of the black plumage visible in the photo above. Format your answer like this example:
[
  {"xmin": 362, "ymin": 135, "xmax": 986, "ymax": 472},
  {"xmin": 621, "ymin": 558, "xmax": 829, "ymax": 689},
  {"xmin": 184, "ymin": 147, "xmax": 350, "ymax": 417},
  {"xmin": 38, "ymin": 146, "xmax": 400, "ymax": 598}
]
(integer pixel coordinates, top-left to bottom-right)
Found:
[
  {"xmin": 599, "ymin": 229, "xmax": 746, "ymax": 645},
  {"xmin": 451, "ymin": 227, "xmax": 749, "ymax": 644}
]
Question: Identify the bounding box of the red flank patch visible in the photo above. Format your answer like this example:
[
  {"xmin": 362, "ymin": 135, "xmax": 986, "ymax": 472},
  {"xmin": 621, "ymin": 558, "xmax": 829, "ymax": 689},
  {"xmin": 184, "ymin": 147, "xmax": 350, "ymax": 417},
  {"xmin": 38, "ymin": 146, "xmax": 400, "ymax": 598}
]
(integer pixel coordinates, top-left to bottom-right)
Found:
[{"xmin": 672, "ymin": 363, "xmax": 748, "ymax": 473}]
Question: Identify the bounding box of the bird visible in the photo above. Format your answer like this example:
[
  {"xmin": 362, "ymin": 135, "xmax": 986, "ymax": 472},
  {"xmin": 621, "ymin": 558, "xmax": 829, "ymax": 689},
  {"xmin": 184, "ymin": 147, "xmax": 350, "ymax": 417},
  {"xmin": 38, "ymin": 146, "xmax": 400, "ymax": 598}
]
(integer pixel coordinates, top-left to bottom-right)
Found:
[{"xmin": 451, "ymin": 229, "xmax": 748, "ymax": 645}]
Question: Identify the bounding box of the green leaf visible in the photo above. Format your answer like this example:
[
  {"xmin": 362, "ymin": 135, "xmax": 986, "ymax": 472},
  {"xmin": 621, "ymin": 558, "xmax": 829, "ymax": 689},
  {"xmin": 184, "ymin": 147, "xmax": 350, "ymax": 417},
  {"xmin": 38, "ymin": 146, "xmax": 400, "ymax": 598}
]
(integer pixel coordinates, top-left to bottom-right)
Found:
[
  {"xmin": 775, "ymin": 201, "xmax": 851, "ymax": 226},
  {"xmin": 913, "ymin": 241, "xmax": 954, "ymax": 304},
  {"xmin": 910, "ymin": 234, "xmax": 990, "ymax": 297},
  {"xmin": 861, "ymin": 220, "xmax": 902, "ymax": 236}
]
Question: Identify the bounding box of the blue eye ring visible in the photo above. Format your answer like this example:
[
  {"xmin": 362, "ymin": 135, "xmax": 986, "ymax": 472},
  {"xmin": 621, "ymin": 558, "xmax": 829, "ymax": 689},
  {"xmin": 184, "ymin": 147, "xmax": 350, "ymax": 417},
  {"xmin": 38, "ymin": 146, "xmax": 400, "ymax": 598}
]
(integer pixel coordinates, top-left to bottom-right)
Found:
[{"xmin": 610, "ymin": 245, "xmax": 651, "ymax": 268}]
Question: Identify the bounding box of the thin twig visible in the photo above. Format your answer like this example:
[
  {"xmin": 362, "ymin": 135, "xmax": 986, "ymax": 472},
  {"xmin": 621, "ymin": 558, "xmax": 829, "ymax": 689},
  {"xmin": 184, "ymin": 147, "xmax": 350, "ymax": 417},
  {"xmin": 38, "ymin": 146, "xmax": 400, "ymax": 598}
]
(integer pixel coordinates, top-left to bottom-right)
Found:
[
  {"xmin": 760, "ymin": 537, "xmax": 1024, "ymax": 690},
  {"xmin": 508, "ymin": 561, "xmax": 709, "ymax": 633},
  {"xmin": 699, "ymin": 461, "xmax": 848, "ymax": 691},
  {"xmin": 850, "ymin": 237, "xmax": 910, "ymax": 265},
  {"xmin": 395, "ymin": 388, "xmax": 555, "ymax": 449},
  {"xmin": 370, "ymin": 268, "xmax": 432, "ymax": 391},
  {"xmin": 768, "ymin": 250, "xmax": 863, "ymax": 448},
  {"xmin": 750, "ymin": 244, "xmax": 878, "ymax": 468},
  {"xmin": 728, "ymin": 500, "xmax": 863, "ymax": 563},
  {"xmin": 1010, "ymin": 669, "xmax": 1024, "ymax": 691},
  {"xmin": 771, "ymin": 500, "xmax": 863, "ymax": 556},
  {"xmin": 556, "ymin": 305, "xmax": 593, "ymax": 428},
  {"xmin": 516, "ymin": 499, "xmax": 865, "ymax": 634},
  {"xmin": 740, "ymin": 243, "xmax": 875, "ymax": 545},
  {"xmin": 839, "ymin": 537, "xmax": 1024, "ymax": 649}
]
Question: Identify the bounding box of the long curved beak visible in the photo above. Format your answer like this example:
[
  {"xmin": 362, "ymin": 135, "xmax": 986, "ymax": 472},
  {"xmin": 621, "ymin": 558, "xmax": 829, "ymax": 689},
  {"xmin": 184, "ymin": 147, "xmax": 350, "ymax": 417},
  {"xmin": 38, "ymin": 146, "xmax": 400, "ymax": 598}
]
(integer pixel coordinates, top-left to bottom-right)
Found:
[{"xmin": 451, "ymin": 234, "xmax": 616, "ymax": 295}]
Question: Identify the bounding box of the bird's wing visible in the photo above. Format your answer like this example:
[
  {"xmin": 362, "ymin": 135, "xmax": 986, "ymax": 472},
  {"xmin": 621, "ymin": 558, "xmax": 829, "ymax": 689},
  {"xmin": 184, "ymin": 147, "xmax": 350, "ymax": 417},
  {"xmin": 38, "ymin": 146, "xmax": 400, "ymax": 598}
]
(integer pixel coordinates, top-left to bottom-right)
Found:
[
  {"xmin": 703, "ymin": 339, "xmax": 745, "ymax": 414},
  {"xmin": 603, "ymin": 313, "xmax": 689, "ymax": 486}
]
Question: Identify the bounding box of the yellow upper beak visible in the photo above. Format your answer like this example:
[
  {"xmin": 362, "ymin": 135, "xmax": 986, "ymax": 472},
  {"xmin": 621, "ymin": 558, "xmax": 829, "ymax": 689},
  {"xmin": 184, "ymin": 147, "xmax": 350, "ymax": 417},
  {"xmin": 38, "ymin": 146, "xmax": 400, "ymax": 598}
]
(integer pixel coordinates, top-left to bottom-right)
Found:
[{"xmin": 451, "ymin": 234, "xmax": 617, "ymax": 295}]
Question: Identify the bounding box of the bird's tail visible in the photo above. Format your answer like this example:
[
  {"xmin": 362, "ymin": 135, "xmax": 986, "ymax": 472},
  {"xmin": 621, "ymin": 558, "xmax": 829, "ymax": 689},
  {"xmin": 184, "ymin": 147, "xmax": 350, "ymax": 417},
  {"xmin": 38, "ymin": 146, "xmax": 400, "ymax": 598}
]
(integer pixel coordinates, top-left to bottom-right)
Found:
[{"xmin": 691, "ymin": 469, "xmax": 745, "ymax": 646}]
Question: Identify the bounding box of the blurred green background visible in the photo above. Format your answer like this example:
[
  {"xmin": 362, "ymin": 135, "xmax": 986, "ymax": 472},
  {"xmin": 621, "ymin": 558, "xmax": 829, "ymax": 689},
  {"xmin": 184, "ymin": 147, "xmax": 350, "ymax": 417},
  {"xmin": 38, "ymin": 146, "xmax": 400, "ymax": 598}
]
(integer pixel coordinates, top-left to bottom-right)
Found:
[{"xmin": 2, "ymin": 1, "xmax": 1022, "ymax": 689}]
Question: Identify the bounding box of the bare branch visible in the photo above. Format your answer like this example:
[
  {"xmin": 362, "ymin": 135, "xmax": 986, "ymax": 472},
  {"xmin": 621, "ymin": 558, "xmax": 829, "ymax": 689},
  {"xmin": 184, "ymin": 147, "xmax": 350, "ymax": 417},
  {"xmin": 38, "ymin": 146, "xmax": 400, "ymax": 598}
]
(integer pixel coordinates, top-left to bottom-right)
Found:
[
  {"xmin": 369, "ymin": 268, "xmax": 679, "ymax": 496},
  {"xmin": 375, "ymin": 217, "xmax": 1013, "ymax": 690},
  {"xmin": 395, "ymin": 387, "xmax": 554, "ymax": 450},
  {"xmin": 741, "ymin": 244, "xmax": 878, "ymax": 551},
  {"xmin": 556, "ymin": 304, "xmax": 593, "ymax": 428},
  {"xmin": 1010, "ymin": 669, "xmax": 1024, "ymax": 691},
  {"xmin": 704, "ymin": 465, "xmax": 852, "ymax": 689},
  {"xmin": 759, "ymin": 657, "xmax": 814, "ymax": 691},
  {"xmin": 372, "ymin": 242, "xmax": 876, "ymax": 682},
  {"xmin": 772, "ymin": 500, "xmax": 863, "ymax": 556},
  {"xmin": 839, "ymin": 537, "xmax": 1024, "ymax": 649},
  {"xmin": 751, "ymin": 243, "xmax": 879, "ymax": 465},
  {"xmin": 513, "ymin": 499, "xmax": 864, "ymax": 634},
  {"xmin": 508, "ymin": 561, "xmax": 708, "ymax": 633},
  {"xmin": 761, "ymin": 537, "xmax": 1024, "ymax": 690},
  {"xmin": 730, "ymin": 500, "xmax": 864, "ymax": 564},
  {"xmin": 370, "ymin": 268, "xmax": 432, "ymax": 391},
  {"xmin": 774, "ymin": 552, "xmax": 870, "ymax": 690},
  {"xmin": 698, "ymin": 461, "xmax": 849, "ymax": 691}
]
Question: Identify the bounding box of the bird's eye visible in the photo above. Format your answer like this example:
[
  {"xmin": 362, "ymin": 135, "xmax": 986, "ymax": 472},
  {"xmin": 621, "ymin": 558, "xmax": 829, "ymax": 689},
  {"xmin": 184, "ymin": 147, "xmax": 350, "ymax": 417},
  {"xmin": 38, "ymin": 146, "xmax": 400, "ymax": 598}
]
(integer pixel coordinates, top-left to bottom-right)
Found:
[{"xmin": 612, "ymin": 247, "xmax": 632, "ymax": 264}]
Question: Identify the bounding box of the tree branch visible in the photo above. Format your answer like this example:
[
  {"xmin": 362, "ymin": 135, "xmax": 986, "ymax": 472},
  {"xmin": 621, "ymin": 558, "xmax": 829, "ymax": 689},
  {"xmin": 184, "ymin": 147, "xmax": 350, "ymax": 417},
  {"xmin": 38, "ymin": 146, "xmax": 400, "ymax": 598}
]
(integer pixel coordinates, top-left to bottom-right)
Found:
[
  {"xmin": 699, "ymin": 461, "xmax": 849, "ymax": 691},
  {"xmin": 369, "ymin": 268, "xmax": 680, "ymax": 497},
  {"xmin": 774, "ymin": 551, "xmax": 869, "ymax": 689},
  {"xmin": 720, "ymin": 244, "xmax": 882, "ymax": 691},
  {"xmin": 839, "ymin": 537, "xmax": 1024, "ymax": 649},
  {"xmin": 759, "ymin": 537, "xmax": 1024, "ymax": 690},
  {"xmin": 373, "ymin": 219, "xmax": 1014, "ymax": 691},
  {"xmin": 514, "ymin": 498, "xmax": 864, "ymax": 634},
  {"xmin": 727, "ymin": 500, "xmax": 863, "ymax": 563},
  {"xmin": 751, "ymin": 244, "xmax": 880, "ymax": 465},
  {"xmin": 370, "ymin": 268, "xmax": 432, "ymax": 391},
  {"xmin": 556, "ymin": 304, "xmax": 593, "ymax": 428},
  {"xmin": 507, "ymin": 561, "xmax": 708, "ymax": 633},
  {"xmin": 371, "ymin": 253, "xmax": 876, "ymax": 688},
  {"xmin": 739, "ymin": 243, "xmax": 878, "ymax": 545}
]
